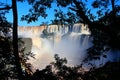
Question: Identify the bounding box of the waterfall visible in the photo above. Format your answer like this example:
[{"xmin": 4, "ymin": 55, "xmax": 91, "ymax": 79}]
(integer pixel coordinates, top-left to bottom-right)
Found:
[
  {"xmin": 18, "ymin": 24, "xmax": 92, "ymax": 69},
  {"xmin": 18, "ymin": 23, "xmax": 120, "ymax": 70},
  {"xmin": 47, "ymin": 24, "xmax": 69, "ymax": 35}
]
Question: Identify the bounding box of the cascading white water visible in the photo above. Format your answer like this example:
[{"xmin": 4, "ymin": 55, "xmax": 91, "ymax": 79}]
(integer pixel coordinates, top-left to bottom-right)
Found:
[
  {"xmin": 53, "ymin": 33, "xmax": 92, "ymax": 66},
  {"xmin": 18, "ymin": 23, "xmax": 92, "ymax": 70},
  {"xmin": 18, "ymin": 23, "xmax": 120, "ymax": 70}
]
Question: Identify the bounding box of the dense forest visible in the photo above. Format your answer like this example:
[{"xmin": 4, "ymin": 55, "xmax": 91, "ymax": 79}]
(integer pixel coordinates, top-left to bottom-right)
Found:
[{"xmin": 0, "ymin": 0, "xmax": 120, "ymax": 80}]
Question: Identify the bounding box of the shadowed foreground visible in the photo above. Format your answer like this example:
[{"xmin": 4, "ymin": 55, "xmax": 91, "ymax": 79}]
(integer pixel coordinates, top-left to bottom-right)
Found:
[{"xmin": 24, "ymin": 54, "xmax": 120, "ymax": 80}]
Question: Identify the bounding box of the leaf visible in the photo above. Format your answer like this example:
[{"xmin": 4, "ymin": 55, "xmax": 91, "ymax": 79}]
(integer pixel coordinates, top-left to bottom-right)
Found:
[{"xmin": 92, "ymin": 1, "xmax": 99, "ymax": 8}]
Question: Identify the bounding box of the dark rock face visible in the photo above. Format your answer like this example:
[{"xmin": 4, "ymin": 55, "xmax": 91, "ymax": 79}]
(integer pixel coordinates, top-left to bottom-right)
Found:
[{"xmin": 18, "ymin": 38, "xmax": 32, "ymax": 53}]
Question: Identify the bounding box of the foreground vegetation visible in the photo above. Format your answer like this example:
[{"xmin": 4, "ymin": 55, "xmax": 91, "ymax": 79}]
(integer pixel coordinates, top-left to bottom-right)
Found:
[
  {"xmin": 19, "ymin": 55, "xmax": 120, "ymax": 80},
  {"xmin": 0, "ymin": 0, "xmax": 120, "ymax": 79}
]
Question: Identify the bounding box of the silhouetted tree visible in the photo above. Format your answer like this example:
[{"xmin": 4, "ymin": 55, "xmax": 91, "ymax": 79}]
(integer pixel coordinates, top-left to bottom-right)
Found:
[
  {"xmin": 18, "ymin": 38, "xmax": 35, "ymax": 75},
  {"xmin": 0, "ymin": 27, "xmax": 34, "ymax": 79},
  {"xmin": 32, "ymin": 54, "xmax": 84, "ymax": 80},
  {"xmin": 11, "ymin": 0, "xmax": 25, "ymax": 79},
  {"xmin": 0, "ymin": 13, "xmax": 16, "ymax": 79},
  {"xmin": 0, "ymin": 1, "xmax": 34, "ymax": 79},
  {"xmin": 31, "ymin": 54, "xmax": 120, "ymax": 80}
]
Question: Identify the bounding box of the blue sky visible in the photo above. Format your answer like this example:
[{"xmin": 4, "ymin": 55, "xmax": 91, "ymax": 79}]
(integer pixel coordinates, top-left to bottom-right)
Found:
[
  {"xmin": 2, "ymin": 0, "xmax": 103, "ymax": 26},
  {"xmin": 2, "ymin": 0, "xmax": 120, "ymax": 26},
  {"xmin": 4, "ymin": 1, "xmax": 69, "ymax": 26}
]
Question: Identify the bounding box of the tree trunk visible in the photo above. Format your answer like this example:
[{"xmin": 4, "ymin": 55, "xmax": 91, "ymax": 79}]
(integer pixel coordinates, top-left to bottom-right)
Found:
[{"xmin": 12, "ymin": 0, "xmax": 23, "ymax": 79}]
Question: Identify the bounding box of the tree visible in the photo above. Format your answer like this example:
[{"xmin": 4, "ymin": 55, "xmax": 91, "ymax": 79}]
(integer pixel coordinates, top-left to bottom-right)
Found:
[
  {"xmin": 0, "ymin": 5, "xmax": 16, "ymax": 79},
  {"xmin": 0, "ymin": 0, "xmax": 34, "ymax": 79},
  {"xmin": 0, "ymin": 18, "xmax": 34, "ymax": 80},
  {"xmin": 11, "ymin": 0, "xmax": 24, "ymax": 79},
  {"xmin": 18, "ymin": 38, "xmax": 35, "ymax": 75},
  {"xmin": 0, "ymin": 25, "xmax": 14, "ymax": 80},
  {"xmin": 32, "ymin": 54, "xmax": 84, "ymax": 80}
]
